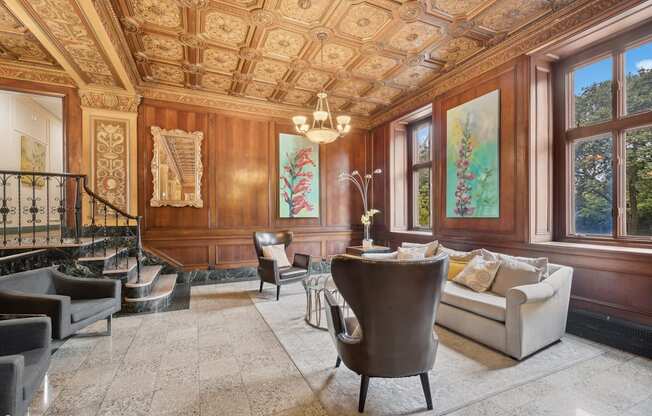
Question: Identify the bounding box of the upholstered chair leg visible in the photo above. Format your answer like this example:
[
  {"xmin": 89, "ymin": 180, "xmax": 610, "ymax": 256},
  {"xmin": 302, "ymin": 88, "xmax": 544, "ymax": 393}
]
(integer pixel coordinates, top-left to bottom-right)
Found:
[
  {"xmin": 276, "ymin": 285, "xmax": 280, "ymax": 301},
  {"xmin": 358, "ymin": 375, "xmax": 369, "ymax": 413},
  {"xmin": 419, "ymin": 373, "xmax": 433, "ymax": 410},
  {"xmin": 107, "ymin": 315, "xmax": 112, "ymax": 336},
  {"xmin": 335, "ymin": 356, "xmax": 341, "ymax": 368},
  {"xmin": 259, "ymin": 280, "xmax": 263, "ymax": 292}
]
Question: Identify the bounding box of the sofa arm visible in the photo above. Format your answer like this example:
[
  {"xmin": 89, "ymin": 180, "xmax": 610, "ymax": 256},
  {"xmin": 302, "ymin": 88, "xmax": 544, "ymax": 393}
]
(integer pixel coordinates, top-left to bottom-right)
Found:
[
  {"xmin": 0, "ymin": 317, "xmax": 51, "ymax": 356},
  {"xmin": 0, "ymin": 355, "xmax": 23, "ymax": 416},
  {"xmin": 293, "ymin": 252, "xmax": 312, "ymax": 270},
  {"xmin": 0, "ymin": 291, "xmax": 69, "ymax": 340},
  {"xmin": 258, "ymin": 257, "xmax": 279, "ymax": 285},
  {"xmin": 52, "ymin": 270, "xmax": 120, "ymax": 300},
  {"xmin": 507, "ymin": 282, "xmax": 555, "ymax": 305}
]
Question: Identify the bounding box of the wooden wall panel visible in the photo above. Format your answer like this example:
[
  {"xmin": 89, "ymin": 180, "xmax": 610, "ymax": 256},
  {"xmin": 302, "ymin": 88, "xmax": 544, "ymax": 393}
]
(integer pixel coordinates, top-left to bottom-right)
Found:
[
  {"xmin": 371, "ymin": 56, "xmax": 652, "ymax": 325},
  {"xmin": 138, "ymin": 99, "xmax": 366, "ymax": 269}
]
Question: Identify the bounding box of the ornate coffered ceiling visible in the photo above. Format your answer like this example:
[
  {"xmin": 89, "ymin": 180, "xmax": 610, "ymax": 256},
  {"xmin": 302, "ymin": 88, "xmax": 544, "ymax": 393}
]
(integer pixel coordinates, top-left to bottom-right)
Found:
[
  {"xmin": 0, "ymin": 4, "xmax": 60, "ymax": 69},
  {"xmin": 107, "ymin": 0, "xmax": 576, "ymax": 117}
]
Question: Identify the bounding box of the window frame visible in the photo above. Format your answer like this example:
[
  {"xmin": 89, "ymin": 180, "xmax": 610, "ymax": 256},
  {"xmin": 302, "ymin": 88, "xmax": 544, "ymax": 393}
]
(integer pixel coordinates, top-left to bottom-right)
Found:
[
  {"xmin": 406, "ymin": 116, "xmax": 433, "ymax": 231},
  {"xmin": 557, "ymin": 24, "xmax": 652, "ymax": 245}
]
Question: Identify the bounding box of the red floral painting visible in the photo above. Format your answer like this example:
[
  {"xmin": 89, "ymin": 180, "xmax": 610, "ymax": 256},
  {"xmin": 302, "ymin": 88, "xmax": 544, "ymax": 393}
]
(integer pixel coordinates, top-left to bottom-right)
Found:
[{"xmin": 279, "ymin": 134, "xmax": 319, "ymax": 218}]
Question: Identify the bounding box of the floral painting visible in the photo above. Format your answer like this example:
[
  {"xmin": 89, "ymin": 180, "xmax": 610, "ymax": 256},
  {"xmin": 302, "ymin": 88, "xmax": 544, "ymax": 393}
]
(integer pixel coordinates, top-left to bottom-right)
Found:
[
  {"xmin": 446, "ymin": 90, "xmax": 500, "ymax": 218},
  {"xmin": 279, "ymin": 133, "xmax": 319, "ymax": 218},
  {"xmin": 20, "ymin": 135, "xmax": 47, "ymax": 188}
]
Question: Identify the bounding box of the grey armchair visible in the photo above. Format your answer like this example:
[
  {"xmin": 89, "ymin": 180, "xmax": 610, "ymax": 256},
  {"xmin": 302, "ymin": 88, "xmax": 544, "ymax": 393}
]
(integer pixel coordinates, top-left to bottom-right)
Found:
[
  {"xmin": 0, "ymin": 315, "xmax": 51, "ymax": 416},
  {"xmin": 0, "ymin": 267, "xmax": 121, "ymax": 339},
  {"xmin": 325, "ymin": 254, "xmax": 448, "ymax": 413},
  {"xmin": 253, "ymin": 231, "xmax": 311, "ymax": 300}
]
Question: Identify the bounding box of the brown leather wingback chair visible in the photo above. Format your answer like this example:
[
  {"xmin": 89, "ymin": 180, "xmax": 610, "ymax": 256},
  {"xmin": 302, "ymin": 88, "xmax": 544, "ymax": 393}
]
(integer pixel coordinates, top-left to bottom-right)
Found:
[
  {"xmin": 253, "ymin": 231, "xmax": 312, "ymax": 300},
  {"xmin": 325, "ymin": 254, "xmax": 448, "ymax": 413}
]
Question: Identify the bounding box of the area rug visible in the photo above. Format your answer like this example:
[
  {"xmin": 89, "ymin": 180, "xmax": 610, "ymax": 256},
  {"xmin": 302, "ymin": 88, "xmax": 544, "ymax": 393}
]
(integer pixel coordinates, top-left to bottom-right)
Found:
[{"xmin": 250, "ymin": 279, "xmax": 606, "ymax": 416}]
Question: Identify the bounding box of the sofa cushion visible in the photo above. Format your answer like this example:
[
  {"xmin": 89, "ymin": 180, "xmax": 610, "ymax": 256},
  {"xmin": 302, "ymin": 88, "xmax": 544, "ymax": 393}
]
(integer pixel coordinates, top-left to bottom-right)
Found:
[
  {"xmin": 442, "ymin": 281, "xmax": 506, "ymax": 322},
  {"xmin": 362, "ymin": 251, "xmax": 398, "ymax": 260},
  {"xmin": 490, "ymin": 258, "xmax": 541, "ymax": 297},
  {"xmin": 70, "ymin": 298, "xmax": 115, "ymax": 323},
  {"xmin": 401, "ymin": 241, "xmax": 439, "ymax": 257},
  {"xmin": 279, "ymin": 267, "xmax": 307, "ymax": 280},
  {"xmin": 490, "ymin": 252, "xmax": 548, "ymax": 281},
  {"xmin": 397, "ymin": 246, "xmax": 427, "ymax": 260},
  {"xmin": 21, "ymin": 347, "xmax": 49, "ymax": 401}
]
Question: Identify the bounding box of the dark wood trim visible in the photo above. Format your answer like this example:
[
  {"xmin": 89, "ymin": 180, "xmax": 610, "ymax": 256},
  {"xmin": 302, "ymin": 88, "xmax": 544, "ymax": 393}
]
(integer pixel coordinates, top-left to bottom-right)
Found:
[{"xmin": 406, "ymin": 116, "xmax": 433, "ymax": 231}]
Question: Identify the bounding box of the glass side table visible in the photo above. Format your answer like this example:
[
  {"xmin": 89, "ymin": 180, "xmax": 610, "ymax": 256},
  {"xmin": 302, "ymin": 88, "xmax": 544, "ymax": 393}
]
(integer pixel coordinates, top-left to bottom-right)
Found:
[{"xmin": 302, "ymin": 273, "xmax": 345, "ymax": 330}]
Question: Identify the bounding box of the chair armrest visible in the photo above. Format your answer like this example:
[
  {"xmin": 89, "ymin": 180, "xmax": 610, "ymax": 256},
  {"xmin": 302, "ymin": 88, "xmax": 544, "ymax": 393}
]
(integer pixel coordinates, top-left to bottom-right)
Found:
[
  {"xmin": 0, "ymin": 355, "xmax": 23, "ymax": 416},
  {"xmin": 507, "ymin": 282, "xmax": 555, "ymax": 305},
  {"xmin": 293, "ymin": 253, "xmax": 312, "ymax": 270},
  {"xmin": 0, "ymin": 291, "xmax": 69, "ymax": 339},
  {"xmin": 324, "ymin": 290, "xmax": 345, "ymax": 336},
  {"xmin": 52, "ymin": 270, "xmax": 120, "ymax": 300},
  {"xmin": 0, "ymin": 317, "xmax": 51, "ymax": 356},
  {"xmin": 258, "ymin": 257, "xmax": 279, "ymax": 285}
]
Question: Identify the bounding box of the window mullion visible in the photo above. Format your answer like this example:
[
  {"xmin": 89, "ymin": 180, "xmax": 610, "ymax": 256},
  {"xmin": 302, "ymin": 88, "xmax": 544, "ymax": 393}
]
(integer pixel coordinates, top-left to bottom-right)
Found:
[{"xmin": 614, "ymin": 129, "xmax": 625, "ymax": 239}]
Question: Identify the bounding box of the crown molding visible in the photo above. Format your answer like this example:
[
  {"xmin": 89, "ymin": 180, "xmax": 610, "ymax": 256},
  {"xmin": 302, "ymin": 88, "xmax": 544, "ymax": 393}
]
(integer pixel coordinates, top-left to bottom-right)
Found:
[
  {"xmin": 0, "ymin": 61, "xmax": 76, "ymax": 87},
  {"xmin": 79, "ymin": 88, "xmax": 141, "ymax": 112},
  {"xmin": 369, "ymin": 0, "xmax": 643, "ymax": 127}
]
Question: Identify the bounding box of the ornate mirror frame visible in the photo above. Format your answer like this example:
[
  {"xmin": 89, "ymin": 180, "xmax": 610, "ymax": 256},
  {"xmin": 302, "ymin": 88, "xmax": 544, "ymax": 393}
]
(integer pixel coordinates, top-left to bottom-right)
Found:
[{"xmin": 150, "ymin": 126, "xmax": 204, "ymax": 208}]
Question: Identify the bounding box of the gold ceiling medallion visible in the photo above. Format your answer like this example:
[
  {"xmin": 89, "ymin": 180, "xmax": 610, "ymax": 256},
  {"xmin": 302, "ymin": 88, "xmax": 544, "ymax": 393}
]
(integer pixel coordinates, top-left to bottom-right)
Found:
[
  {"xmin": 292, "ymin": 32, "xmax": 351, "ymax": 144},
  {"xmin": 150, "ymin": 127, "xmax": 204, "ymax": 208},
  {"xmin": 176, "ymin": 0, "xmax": 208, "ymax": 9},
  {"xmin": 250, "ymin": 9, "xmax": 277, "ymax": 26},
  {"xmin": 397, "ymin": 1, "xmax": 424, "ymax": 23}
]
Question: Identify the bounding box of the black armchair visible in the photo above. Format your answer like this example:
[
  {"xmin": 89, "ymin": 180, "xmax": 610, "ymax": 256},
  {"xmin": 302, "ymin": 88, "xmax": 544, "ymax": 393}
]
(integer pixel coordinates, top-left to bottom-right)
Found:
[
  {"xmin": 0, "ymin": 267, "xmax": 121, "ymax": 339},
  {"xmin": 253, "ymin": 230, "xmax": 312, "ymax": 300},
  {"xmin": 0, "ymin": 315, "xmax": 51, "ymax": 416},
  {"xmin": 325, "ymin": 254, "xmax": 448, "ymax": 413}
]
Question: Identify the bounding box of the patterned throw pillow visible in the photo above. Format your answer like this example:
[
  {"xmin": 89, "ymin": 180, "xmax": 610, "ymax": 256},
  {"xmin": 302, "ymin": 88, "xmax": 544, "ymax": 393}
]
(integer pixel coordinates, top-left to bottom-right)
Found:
[
  {"xmin": 437, "ymin": 245, "xmax": 486, "ymax": 280},
  {"xmin": 401, "ymin": 240, "xmax": 439, "ymax": 257},
  {"xmin": 453, "ymin": 255, "xmax": 502, "ymax": 292},
  {"xmin": 491, "ymin": 252, "xmax": 549, "ymax": 280},
  {"xmin": 362, "ymin": 251, "xmax": 398, "ymax": 260},
  {"xmin": 397, "ymin": 246, "xmax": 427, "ymax": 261},
  {"xmin": 490, "ymin": 257, "xmax": 541, "ymax": 297},
  {"xmin": 262, "ymin": 244, "xmax": 291, "ymax": 268}
]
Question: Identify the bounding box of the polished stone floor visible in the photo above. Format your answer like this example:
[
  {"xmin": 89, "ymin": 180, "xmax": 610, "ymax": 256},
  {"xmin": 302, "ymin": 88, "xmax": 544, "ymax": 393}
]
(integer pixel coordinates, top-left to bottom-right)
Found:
[{"xmin": 30, "ymin": 280, "xmax": 652, "ymax": 416}]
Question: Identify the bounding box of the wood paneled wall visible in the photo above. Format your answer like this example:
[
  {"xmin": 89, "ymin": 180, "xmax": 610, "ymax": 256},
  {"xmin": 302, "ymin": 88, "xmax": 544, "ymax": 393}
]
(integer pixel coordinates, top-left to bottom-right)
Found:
[
  {"xmin": 371, "ymin": 56, "xmax": 652, "ymax": 326},
  {"xmin": 138, "ymin": 99, "xmax": 367, "ymax": 269}
]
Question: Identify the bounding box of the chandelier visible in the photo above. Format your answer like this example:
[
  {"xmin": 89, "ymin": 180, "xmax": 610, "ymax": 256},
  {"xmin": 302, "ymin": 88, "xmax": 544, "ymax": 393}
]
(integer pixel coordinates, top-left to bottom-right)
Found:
[{"xmin": 291, "ymin": 34, "xmax": 351, "ymax": 144}]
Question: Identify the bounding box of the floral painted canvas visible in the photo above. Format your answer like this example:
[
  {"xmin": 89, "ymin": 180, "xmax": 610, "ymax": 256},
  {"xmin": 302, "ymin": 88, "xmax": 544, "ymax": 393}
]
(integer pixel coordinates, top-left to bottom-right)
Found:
[
  {"xmin": 279, "ymin": 133, "xmax": 319, "ymax": 218},
  {"xmin": 446, "ymin": 89, "xmax": 500, "ymax": 218}
]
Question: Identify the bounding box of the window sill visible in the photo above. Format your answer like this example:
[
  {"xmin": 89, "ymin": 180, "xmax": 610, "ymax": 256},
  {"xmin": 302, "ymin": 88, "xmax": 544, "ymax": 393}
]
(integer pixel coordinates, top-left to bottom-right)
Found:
[
  {"xmin": 390, "ymin": 229, "xmax": 433, "ymax": 237},
  {"xmin": 530, "ymin": 241, "xmax": 652, "ymax": 256}
]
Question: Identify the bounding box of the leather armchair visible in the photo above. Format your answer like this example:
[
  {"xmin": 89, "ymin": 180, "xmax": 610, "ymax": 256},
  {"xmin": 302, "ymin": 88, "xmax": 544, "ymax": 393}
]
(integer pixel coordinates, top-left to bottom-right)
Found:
[
  {"xmin": 0, "ymin": 315, "xmax": 51, "ymax": 416},
  {"xmin": 325, "ymin": 254, "xmax": 448, "ymax": 413},
  {"xmin": 253, "ymin": 231, "xmax": 311, "ymax": 300},
  {"xmin": 0, "ymin": 267, "xmax": 121, "ymax": 339}
]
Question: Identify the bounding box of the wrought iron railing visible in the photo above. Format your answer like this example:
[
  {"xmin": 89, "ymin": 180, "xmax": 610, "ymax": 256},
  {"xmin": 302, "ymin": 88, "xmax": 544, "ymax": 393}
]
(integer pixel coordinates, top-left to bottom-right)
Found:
[{"xmin": 0, "ymin": 170, "xmax": 142, "ymax": 282}]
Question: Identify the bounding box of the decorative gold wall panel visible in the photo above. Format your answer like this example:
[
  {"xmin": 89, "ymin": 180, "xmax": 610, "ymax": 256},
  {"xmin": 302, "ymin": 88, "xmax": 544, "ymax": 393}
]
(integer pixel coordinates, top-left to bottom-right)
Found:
[{"xmin": 92, "ymin": 118, "xmax": 129, "ymax": 212}]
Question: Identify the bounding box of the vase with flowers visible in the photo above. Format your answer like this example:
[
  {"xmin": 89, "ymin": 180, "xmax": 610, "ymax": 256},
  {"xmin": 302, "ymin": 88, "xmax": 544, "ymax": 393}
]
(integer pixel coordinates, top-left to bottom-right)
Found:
[{"xmin": 338, "ymin": 168, "xmax": 383, "ymax": 248}]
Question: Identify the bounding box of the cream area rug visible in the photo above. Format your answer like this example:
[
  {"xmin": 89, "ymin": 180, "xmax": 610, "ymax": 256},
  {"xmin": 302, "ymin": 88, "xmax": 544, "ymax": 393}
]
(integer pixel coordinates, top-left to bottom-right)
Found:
[{"xmin": 250, "ymin": 277, "xmax": 605, "ymax": 416}]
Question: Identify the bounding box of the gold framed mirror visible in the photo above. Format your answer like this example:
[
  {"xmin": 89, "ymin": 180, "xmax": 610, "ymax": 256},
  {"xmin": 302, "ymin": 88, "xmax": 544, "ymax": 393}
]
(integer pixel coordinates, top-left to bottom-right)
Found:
[{"xmin": 150, "ymin": 126, "xmax": 203, "ymax": 208}]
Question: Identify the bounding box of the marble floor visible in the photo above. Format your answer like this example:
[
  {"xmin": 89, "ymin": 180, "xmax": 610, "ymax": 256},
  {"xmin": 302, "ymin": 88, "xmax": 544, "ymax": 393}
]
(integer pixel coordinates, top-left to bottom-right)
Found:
[{"xmin": 29, "ymin": 280, "xmax": 652, "ymax": 416}]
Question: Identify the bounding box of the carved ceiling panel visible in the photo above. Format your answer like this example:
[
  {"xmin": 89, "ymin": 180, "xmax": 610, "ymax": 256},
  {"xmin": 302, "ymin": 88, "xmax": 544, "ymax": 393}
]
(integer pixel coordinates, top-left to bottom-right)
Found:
[
  {"xmin": 108, "ymin": 0, "xmax": 580, "ymax": 116},
  {"xmin": 0, "ymin": 4, "xmax": 60, "ymax": 69}
]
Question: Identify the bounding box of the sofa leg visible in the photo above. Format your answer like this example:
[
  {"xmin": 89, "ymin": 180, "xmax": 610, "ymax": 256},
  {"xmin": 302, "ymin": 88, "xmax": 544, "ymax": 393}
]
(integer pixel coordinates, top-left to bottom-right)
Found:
[
  {"xmin": 335, "ymin": 356, "xmax": 341, "ymax": 368},
  {"xmin": 106, "ymin": 315, "xmax": 112, "ymax": 336},
  {"xmin": 259, "ymin": 280, "xmax": 263, "ymax": 293},
  {"xmin": 358, "ymin": 375, "xmax": 369, "ymax": 413},
  {"xmin": 419, "ymin": 373, "xmax": 433, "ymax": 410},
  {"xmin": 276, "ymin": 285, "xmax": 280, "ymax": 301}
]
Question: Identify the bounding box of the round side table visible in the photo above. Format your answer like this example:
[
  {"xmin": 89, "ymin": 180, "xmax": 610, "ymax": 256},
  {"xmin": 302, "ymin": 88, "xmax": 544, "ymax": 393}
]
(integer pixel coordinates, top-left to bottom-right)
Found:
[{"xmin": 302, "ymin": 274, "xmax": 340, "ymax": 330}]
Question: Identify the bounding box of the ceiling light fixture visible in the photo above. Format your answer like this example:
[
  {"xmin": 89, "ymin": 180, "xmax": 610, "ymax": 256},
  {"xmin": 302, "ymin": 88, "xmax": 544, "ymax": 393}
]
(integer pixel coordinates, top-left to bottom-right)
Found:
[{"xmin": 291, "ymin": 33, "xmax": 351, "ymax": 144}]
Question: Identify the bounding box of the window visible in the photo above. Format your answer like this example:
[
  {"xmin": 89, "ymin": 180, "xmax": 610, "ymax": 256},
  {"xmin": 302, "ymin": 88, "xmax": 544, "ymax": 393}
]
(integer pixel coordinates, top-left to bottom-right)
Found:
[
  {"xmin": 560, "ymin": 28, "xmax": 652, "ymax": 242},
  {"xmin": 407, "ymin": 118, "xmax": 432, "ymax": 230}
]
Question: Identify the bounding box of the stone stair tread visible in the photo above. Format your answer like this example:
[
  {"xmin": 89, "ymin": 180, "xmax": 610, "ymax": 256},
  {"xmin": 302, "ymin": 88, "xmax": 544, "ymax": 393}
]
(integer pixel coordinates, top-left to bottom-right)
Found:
[
  {"xmin": 102, "ymin": 257, "xmax": 138, "ymax": 274},
  {"xmin": 2, "ymin": 237, "xmax": 107, "ymax": 250},
  {"xmin": 78, "ymin": 247, "xmax": 127, "ymax": 262},
  {"xmin": 124, "ymin": 274, "xmax": 176, "ymax": 302},
  {"xmin": 125, "ymin": 265, "xmax": 163, "ymax": 288}
]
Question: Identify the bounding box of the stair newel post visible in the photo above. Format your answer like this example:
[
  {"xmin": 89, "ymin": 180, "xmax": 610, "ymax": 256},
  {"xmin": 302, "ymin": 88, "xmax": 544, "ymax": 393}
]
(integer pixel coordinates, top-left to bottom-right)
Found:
[
  {"xmin": 90, "ymin": 196, "xmax": 96, "ymax": 257},
  {"xmin": 103, "ymin": 204, "xmax": 108, "ymax": 257},
  {"xmin": 45, "ymin": 176, "xmax": 50, "ymax": 245},
  {"xmin": 30, "ymin": 174, "xmax": 37, "ymax": 245},
  {"xmin": 136, "ymin": 216, "xmax": 142, "ymax": 284},
  {"xmin": 73, "ymin": 176, "xmax": 82, "ymax": 244},
  {"xmin": 1, "ymin": 174, "xmax": 9, "ymax": 247},
  {"xmin": 58, "ymin": 177, "xmax": 65, "ymax": 245},
  {"xmin": 17, "ymin": 173, "xmax": 21, "ymax": 246},
  {"xmin": 115, "ymin": 209, "xmax": 119, "ymax": 269}
]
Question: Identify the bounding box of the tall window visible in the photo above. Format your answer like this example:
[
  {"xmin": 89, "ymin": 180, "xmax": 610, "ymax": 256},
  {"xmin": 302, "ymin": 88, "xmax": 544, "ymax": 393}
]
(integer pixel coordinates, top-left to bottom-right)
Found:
[
  {"xmin": 407, "ymin": 118, "xmax": 432, "ymax": 230},
  {"xmin": 561, "ymin": 29, "xmax": 652, "ymax": 241}
]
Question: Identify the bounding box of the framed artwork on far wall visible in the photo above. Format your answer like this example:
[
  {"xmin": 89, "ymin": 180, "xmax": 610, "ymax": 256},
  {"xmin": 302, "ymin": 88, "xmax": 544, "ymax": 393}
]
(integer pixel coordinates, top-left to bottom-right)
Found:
[
  {"xmin": 446, "ymin": 89, "xmax": 500, "ymax": 218},
  {"xmin": 279, "ymin": 133, "xmax": 320, "ymax": 218},
  {"xmin": 20, "ymin": 135, "xmax": 47, "ymax": 188}
]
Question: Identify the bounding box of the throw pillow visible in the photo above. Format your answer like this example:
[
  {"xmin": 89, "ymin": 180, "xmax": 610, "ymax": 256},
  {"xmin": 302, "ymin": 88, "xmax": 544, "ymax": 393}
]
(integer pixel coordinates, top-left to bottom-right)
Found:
[
  {"xmin": 362, "ymin": 251, "xmax": 398, "ymax": 260},
  {"xmin": 490, "ymin": 258, "xmax": 540, "ymax": 297},
  {"xmin": 401, "ymin": 240, "xmax": 439, "ymax": 257},
  {"xmin": 397, "ymin": 246, "xmax": 427, "ymax": 260},
  {"xmin": 453, "ymin": 255, "xmax": 502, "ymax": 292},
  {"xmin": 262, "ymin": 244, "xmax": 291, "ymax": 268},
  {"xmin": 491, "ymin": 252, "xmax": 549, "ymax": 281},
  {"xmin": 437, "ymin": 245, "xmax": 489, "ymax": 280}
]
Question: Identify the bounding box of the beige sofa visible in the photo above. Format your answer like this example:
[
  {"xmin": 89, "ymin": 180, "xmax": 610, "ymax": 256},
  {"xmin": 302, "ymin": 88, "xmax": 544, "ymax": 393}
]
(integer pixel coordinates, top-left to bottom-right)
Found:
[{"xmin": 436, "ymin": 263, "xmax": 573, "ymax": 360}]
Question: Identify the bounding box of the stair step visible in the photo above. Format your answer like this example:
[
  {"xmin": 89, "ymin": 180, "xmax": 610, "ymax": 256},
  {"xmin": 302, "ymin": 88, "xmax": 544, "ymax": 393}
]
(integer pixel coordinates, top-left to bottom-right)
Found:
[
  {"xmin": 125, "ymin": 265, "xmax": 163, "ymax": 288},
  {"xmin": 102, "ymin": 257, "xmax": 138, "ymax": 277},
  {"xmin": 78, "ymin": 247, "xmax": 127, "ymax": 263},
  {"xmin": 124, "ymin": 274, "xmax": 176, "ymax": 303}
]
